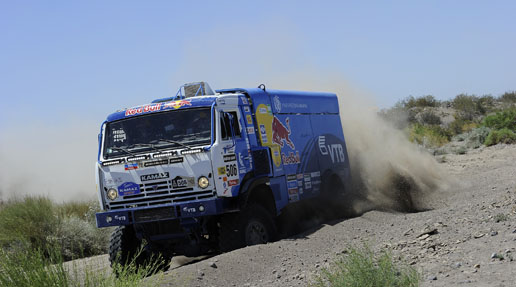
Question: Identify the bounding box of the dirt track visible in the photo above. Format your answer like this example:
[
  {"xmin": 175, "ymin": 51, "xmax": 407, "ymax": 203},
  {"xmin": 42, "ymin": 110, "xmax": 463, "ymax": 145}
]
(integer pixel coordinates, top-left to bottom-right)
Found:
[
  {"xmin": 74, "ymin": 145, "xmax": 516, "ymax": 286},
  {"xmin": 156, "ymin": 144, "xmax": 516, "ymax": 286}
]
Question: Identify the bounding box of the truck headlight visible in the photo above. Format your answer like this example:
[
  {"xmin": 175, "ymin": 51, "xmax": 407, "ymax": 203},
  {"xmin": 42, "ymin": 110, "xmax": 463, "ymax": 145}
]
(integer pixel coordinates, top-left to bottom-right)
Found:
[
  {"xmin": 198, "ymin": 176, "xmax": 209, "ymax": 189},
  {"xmin": 107, "ymin": 188, "xmax": 118, "ymax": 200}
]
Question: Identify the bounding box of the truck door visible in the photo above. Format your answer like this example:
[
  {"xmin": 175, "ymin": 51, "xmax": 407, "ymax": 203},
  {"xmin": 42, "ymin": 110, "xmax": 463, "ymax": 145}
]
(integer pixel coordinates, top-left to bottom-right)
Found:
[{"xmin": 211, "ymin": 108, "xmax": 250, "ymax": 197}]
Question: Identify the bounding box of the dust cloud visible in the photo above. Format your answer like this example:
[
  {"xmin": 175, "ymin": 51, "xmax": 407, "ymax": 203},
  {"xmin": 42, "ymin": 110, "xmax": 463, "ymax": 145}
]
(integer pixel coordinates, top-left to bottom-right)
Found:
[
  {"xmin": 0, "ymin": 121, "xmax": 99, "ymax": 202},
  {"xmin": 174, "ymin": 20, "xmax": 449, "ymax": 213},
  {"xmin": 269, "ymin": 74, "xmax": 449, "ymax": 213}
]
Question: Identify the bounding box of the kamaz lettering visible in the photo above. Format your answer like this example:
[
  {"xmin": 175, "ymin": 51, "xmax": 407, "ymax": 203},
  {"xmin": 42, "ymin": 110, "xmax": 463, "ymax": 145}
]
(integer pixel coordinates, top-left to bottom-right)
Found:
[{"xmin": 95, "ymin": 82, "xmax": 350, "ymax": 271}]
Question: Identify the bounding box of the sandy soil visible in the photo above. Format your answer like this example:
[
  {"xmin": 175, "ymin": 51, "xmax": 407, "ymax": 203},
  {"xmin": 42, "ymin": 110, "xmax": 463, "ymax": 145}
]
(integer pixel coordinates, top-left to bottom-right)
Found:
[{"xmin": 76, "ymin": 144, "xmax": 516, "ymax": 286}]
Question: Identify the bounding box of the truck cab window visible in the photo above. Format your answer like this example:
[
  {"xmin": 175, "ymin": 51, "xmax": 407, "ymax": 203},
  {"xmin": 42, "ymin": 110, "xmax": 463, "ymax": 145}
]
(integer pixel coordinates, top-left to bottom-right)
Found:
[{"xmin": 220, "ymin": 111, "xmax": 241, "ymax": 140}]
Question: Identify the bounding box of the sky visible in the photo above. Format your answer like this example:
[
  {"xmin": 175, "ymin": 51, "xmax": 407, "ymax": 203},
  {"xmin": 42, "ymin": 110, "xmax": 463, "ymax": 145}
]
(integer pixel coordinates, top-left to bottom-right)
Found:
[{"xmin": 0, "ymin": 1, "xmax": 515, "ymax": 200}]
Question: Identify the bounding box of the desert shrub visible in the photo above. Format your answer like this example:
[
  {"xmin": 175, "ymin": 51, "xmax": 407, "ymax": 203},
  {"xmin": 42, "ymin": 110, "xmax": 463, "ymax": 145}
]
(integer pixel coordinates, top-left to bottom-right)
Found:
[
  {"xmin": 500, "ymin": 91, "xmax": 516, "ymax": 103},
  {"xmin": 452, "ymin": 94, "xmax": 481, "ymax": 121},
  {"xmin": 312, "ymin": 246, "xmax": 419, "ymax": 287},
  {"xmin": 49, "ymin": 216, "xmax": 109, "ymax": 261},
  {"xmin": 0, "ymin": 197, "xmax": 109, "ymax": 260},
  {"xmin": 477, "ymin": 95, "xmax": 496, "ymax": 112},
  {"xmin": 482, "ymin": 109, "xmax": 516, "ymax": 130},
  {"xmin": 448, "ymin": 118, "xmax": 478, "ymax": 136},
  {"xmin": 401, "ymin": 95, "xmax": 439, "ymax": 109},
  {"xmin": 0, "ymin": 245, "xmax": 164, "ymax": 287},
  {"xmin": 419, "ymin": 110, "xmax": 441, "ymax": 125},
  {"xmin": 409, "ymin": 124, "xmax": 450, "ymax": 147},
  {"xmin": 0, "ymin": 196, "xmax": 58, "ymax": 250},
  {"xmin": 484, "ymin": 128, "xmax": 516, "ymax": 146}
]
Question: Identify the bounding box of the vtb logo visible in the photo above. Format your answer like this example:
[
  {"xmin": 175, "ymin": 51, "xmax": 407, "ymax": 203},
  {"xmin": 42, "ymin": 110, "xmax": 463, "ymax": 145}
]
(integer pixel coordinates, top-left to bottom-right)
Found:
[{"xmin": 318, "ymin": 136, "xmax": 345, "ymax": 164}]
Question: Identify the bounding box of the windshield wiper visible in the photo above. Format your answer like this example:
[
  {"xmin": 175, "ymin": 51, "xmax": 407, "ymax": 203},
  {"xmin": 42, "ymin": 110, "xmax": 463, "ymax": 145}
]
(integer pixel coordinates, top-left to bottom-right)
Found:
[
  {"xmin": 129, "ymin": 143, "xmax": 159, "ymax": 152},
  {"xmin": 109, "ymin": 146, "xmax": 137, "ymax": 157},
  {"xmin": 157, "ymin": 139, "xmax": 191, "ymax": 150}
]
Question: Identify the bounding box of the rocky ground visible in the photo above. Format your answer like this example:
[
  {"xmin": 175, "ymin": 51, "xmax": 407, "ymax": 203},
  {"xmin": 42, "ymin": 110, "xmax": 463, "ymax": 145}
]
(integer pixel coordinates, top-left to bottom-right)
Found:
[
  {"xmin": 157, "ymin": 144, "xmax": 516, "ymax": 287},
  {"xmin": 72, "ymin": 144, "xmax": 516, "ymax": 286}
]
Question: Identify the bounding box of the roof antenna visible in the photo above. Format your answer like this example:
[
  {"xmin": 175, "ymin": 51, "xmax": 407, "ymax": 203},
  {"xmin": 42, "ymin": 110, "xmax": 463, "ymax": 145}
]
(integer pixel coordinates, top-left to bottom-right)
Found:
[{"xmin": 258, "ymin": 84, "xmax": 266, "ymax": 91}]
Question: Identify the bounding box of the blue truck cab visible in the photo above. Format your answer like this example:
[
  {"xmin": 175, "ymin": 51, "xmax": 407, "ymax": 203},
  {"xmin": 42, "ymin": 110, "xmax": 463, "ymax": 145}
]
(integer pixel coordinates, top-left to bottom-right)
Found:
[{"xmin": 95, "ymin": 82, "xmax": 350, "ymax": 266}]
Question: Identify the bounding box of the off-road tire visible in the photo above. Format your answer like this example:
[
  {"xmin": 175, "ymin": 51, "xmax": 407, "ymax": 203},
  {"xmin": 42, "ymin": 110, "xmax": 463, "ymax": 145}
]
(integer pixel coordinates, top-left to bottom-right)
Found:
[
  {"xmin": 109, "ymin": 225, "xmax": 171, "ymax": 276},
  {"xmin": 219, "ymin": 204, "xmax": 278, "ymax": 252}
]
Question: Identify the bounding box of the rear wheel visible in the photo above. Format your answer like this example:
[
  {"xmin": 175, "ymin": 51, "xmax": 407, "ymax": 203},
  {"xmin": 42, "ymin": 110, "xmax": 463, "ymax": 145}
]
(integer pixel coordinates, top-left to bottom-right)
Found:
[{"xmin": 219, "ymin": 204, "xmax": 277, "ymax": 252}]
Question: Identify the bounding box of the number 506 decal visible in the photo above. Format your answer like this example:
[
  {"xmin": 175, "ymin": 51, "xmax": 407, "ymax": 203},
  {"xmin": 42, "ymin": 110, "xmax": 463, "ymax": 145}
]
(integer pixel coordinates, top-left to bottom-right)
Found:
[{"xmin": 226, "ymin": 164, "xmax": 237, "ymax": 177}]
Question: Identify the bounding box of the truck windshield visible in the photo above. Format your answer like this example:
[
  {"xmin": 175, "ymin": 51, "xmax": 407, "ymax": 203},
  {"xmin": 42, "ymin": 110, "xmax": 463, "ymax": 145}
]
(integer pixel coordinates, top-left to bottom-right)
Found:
[{"xmin": 103, "ymin": 108, "xmax": 211, "ymax": 159}]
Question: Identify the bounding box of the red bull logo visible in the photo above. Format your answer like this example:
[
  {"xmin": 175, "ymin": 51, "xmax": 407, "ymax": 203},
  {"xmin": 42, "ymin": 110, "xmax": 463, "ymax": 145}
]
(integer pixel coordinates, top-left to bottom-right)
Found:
[
  {"xmin": 164, "ymin": 100, "xmax": 192, "ymax": 109},
  {"xmin": 125, "ymin": 103, "xmax": 162, "ymax": 116},
  {"xmin": 272, "ymin": 116, "xmax": 295, "ymax": 149}
]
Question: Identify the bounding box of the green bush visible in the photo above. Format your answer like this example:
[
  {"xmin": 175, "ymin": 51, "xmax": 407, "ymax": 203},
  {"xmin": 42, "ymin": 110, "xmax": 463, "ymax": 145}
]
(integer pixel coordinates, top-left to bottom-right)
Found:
[
  {"xmin": 452, "ymin": 94, "xmax": 483, "ymax": 120},
  {"xmin": 400, "ymin": 95, "xmax": 439, "ymax": 109},
  {"xmin": 409, "ymin": 124, "xmax": 450, "ymax": 147},
  {"xmin": 0, "ymin": 245, "xmax": 164, "ymax": 287},
  {"xmin": 312, "ymin": 246, "xmax": 419, "ymax": 287},
  {"xmin": 0, "ymin": 197, "xmax": 109, "ymax": 260},
  {"xmin": 482, "ymin": 109, "xmax": 516, "ymax": 130},
  {"xmin": 448, "ymin": 118, "xmax": 478, "ymax": 136},
  {"xmin": 500, "ymin": 91, "xmax": 516, "ymax": 103},
  {"xmin": 484, "ymin": 128, "xmax": 516, "ymax": 146},
  {"xmin": 419, "ymin": 111, "xmax": 441, "ymax": 125},
  {"xmin": 0, "ymin": 196, "xmax": 58, "ymax": 250}
]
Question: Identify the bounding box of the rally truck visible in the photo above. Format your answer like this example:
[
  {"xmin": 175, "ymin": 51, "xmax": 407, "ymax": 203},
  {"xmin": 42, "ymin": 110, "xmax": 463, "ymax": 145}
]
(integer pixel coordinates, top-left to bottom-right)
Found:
[{"xmin": 95, "ymin": 82, "xmax": 350, "ymax": 268}]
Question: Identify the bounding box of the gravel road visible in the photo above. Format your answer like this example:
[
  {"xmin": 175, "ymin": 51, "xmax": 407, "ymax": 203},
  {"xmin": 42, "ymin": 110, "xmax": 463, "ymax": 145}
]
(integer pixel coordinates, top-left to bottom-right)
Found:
[{"xmin": 77, "ymin": 144, "xmax": 516, "ymax": 286}]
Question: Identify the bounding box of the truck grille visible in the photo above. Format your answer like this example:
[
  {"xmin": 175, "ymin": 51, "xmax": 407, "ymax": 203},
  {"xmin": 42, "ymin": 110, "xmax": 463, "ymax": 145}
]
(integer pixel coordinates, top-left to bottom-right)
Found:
[{"xmin": 108, "ymin": 180, "xmax": 216, "ymax": 210}]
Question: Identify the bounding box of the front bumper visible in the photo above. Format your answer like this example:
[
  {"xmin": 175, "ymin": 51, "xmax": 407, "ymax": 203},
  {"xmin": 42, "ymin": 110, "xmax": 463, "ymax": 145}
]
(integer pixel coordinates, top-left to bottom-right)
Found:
[{"xmin": 95, "ymin": 197, "xmax": 228, "ymax": 228}]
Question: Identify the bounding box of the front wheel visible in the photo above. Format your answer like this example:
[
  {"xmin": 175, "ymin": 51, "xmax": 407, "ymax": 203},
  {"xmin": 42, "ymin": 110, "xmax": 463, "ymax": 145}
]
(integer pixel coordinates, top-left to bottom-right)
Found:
[
  {"xmin": 218, "ymin": 204, "xmax": 277, "ymax": 252},
  {"xmin": 109, "ymin": 226, "xmax": 171, "ymax": 276}
]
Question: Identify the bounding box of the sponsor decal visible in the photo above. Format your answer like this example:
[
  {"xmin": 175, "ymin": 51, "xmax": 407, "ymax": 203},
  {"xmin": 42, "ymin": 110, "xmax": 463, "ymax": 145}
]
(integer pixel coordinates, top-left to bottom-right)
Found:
[
  {"xmin": 104, "ymin": 177, "xmax": 123, "ymax": 185},
  {"xmin": 246, "ymin": 114, "xmax": 253, "ymax": 125},
  {"xmin": 272, "ymin": 117, "xmax": 295, "ymax": 149},
  {"xmin": 241, "ymin": 98, "xmax": 248, "ymax": 104},
  {"xmin": 238, "ymin": 153, "xmax": 245, "ymax": 168},
  {"xmin": 304, "ymin": 174, "xmax": 312, "ymax": 189},
  {"xmin": 282, "ymin": 151, "xmax": 301, "ymax": 165},
  {"xmin": 310, "ymin": 171, "xmax": 321, "ymax": 177},
  {"xmin": 287, "ymin": 180, "xmax": 298, "ymax": 189},
  {"xmin": 259, "ymin": 124, "xmax": 268, "ymax": 143},
  {"xmin": 172, "ymin": 176, "xmax": 194, "ymax": 188},
  {"xmin": 125, "ymin": 103, "xmax": 162, "ymax": 116},
  {"xmin": 112, "ymin": 128, "xmax": 127, "ymax": 143},
  {"xmin": 287, "ymin": 174, "xmax": 297, "ymax": 181},
  {"xmin": 183, "ymin": 206, "xmax": 196, "ymax": 213},
  {"xmin": 124, "ymin": 163, "xmax": 138, "ymax": 170},
  {"xmin": 318, "ymin": 136, "xmax": 346, "ymax": 163},
  {"xmin": 118, "ymin": 182, "xmax": 140, "ymax": 196},
  {"xmin": 228, "ymin": 179, "xmax": 239, "ymax": 186},
  {"xmin": 223, "ymin": 154, "xmax": 236, "ymax": 162},
  {"xmin": 217, "ymin": 166, "xmax": 226, "ymax": 175},
  {"xmin": 169, "ymin": 157, "xmax": 184, "ymax": 164},
  {"xmin": 163, "ymin": 100, "xmax": 192, "ymax": 110},
  {"xmin": 143, "ymin": 159, "xmax": 168, "ymax": 167},
  {"xmin": 247, "ymin": 127, "xmax": 255, "ymax": 134},
  {"xmin": 244, "ymin": 106, "xmax": 250, "ymax": 112},
  {"xmin": 297, "ymin": 173, "xmax": 304, "ymax": 180},
  {"xmin": 140, "ymin": 172, "xmax": 169, "ymax": 182},
  {"xmin": 288, "ymin": 188, "xmax": 299, "ymax": 202},
  {"xmin": 259, "ymin": 107, "xmax": 267, "ymax": 114},
  {"xmin": 283, "ymin": 102, "xmax": 308, "ymax": 109},
  {"xmin": 273, "ymin": 95, "xmax": 281, "ymax": 113}
]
